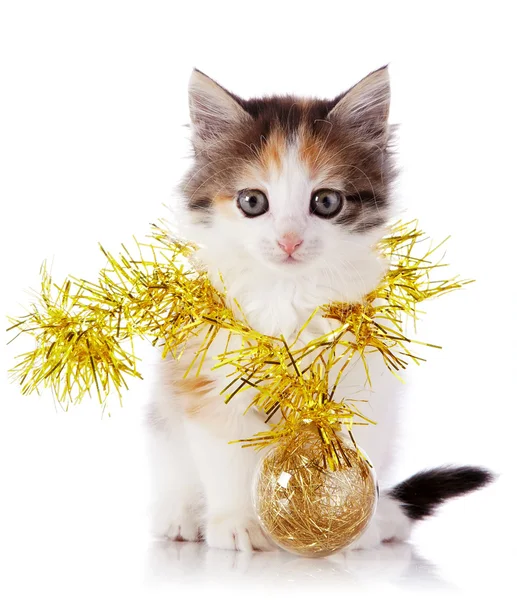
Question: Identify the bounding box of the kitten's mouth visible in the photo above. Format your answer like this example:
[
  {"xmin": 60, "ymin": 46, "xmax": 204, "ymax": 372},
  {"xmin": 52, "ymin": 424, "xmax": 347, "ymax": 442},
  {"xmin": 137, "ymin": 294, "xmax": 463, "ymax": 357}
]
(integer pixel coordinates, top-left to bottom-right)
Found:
[
  {"xmin": 281, "ymin": 255, "xmax": 302, "ymax": 265},
  {"xmin": 269, "ymin": 253, "xmax": 307, "ymax": 268}
]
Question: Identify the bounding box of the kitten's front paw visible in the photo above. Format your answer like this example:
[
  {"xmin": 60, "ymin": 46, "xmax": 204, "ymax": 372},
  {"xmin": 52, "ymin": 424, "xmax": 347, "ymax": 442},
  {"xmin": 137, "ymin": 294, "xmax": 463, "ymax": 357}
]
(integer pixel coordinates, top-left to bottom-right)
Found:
[
  {"xmin": 151, "ymin": 503, "xmax": 202, "ymax": 542},
  {"xmin": 205, "ymin": 515, "xmax": 273, "ymax": 552},
  {"xmin": 164, "ymin": 514, "xmax": 202, "ymax": 542}
]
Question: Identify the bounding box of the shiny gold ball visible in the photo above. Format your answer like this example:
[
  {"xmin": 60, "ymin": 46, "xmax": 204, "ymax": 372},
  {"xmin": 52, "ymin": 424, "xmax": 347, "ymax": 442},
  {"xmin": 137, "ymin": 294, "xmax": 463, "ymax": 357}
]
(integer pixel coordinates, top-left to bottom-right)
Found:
[{"xmin": 252, "ymin": 429, "xmax": 377, "ymax": 557}]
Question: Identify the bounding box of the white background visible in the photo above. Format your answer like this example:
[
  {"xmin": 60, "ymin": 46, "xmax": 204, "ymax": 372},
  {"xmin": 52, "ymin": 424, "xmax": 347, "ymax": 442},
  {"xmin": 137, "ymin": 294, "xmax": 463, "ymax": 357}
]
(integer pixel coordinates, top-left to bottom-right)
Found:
[{"xmin": 1, "ymin": 1, "xmax": 516, "ymax": 598}]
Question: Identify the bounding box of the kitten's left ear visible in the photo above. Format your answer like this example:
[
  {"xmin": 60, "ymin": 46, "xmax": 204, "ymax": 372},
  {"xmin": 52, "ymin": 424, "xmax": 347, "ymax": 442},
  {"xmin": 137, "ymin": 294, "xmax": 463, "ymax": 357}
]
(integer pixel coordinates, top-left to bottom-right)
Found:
[
  {"xmin": 328, "ymin": 66, "xmax": 391, "ymax": 141},
  {"xmin": 188, "ymin": 69, "xmax": 251, "ymax": 150}
]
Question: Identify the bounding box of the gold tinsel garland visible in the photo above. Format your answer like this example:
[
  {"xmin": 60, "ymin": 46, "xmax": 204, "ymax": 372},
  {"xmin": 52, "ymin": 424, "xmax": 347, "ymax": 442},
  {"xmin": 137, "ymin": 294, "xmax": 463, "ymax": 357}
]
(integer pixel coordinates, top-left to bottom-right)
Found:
[{"xmin": 7, "ymin": 220, "xmax": 468, "ymax": 468}]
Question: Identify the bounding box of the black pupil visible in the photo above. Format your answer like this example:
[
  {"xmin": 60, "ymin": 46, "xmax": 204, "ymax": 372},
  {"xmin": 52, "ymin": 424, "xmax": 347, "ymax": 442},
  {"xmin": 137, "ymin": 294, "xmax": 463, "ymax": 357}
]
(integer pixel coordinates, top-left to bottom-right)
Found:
[
  {"xmin": 248, "ymin": 195, "xmax": 258, "ymax": 208},
  {"xmin": 321, "ymin": 195, "xmax": 332, "ymax": 208}
]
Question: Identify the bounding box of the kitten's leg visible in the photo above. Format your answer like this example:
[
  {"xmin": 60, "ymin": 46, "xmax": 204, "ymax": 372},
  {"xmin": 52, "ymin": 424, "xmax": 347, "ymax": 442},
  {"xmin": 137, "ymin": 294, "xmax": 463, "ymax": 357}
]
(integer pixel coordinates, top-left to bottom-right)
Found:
[
  {"xmin": 345, "ymin": 373, "xmax": 405, "ymax": 550},
  {"xmin": 146, "ymin": 410, "xmax": 203, "ymax": 541},
  {"xmin": 184, "ymin": 409, "xmax": 272, "ymax": 552},
  {"xmin": 146, "ymin": 356, "xmax": 204, "ymax": 542}
]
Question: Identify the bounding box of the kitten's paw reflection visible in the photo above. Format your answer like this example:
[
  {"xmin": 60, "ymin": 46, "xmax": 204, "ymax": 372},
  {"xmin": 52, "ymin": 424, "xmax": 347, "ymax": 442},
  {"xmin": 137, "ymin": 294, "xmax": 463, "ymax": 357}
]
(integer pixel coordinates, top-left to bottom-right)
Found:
[
  {"xmin": 205, "ymin": 515, "xmax": 273, "ymax": 552},
  {"xmin": 146, "ymin": 539, "xmax": 449, "ymax": 590},
  {"xmin": 147, "ymin": 540, "xmax": 206, "ymax": 582},
  {"xmin": 203, "ymin": 547, "xmax": 262, "ymax": 574}
]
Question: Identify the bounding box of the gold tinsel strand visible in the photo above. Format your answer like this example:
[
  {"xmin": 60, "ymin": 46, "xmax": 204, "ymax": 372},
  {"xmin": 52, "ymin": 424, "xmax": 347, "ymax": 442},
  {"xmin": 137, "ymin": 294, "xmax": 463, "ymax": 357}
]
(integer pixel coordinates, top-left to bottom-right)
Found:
[{"xmin": 7, "ymin": 220, "xmax": 470, "ymax": 464}]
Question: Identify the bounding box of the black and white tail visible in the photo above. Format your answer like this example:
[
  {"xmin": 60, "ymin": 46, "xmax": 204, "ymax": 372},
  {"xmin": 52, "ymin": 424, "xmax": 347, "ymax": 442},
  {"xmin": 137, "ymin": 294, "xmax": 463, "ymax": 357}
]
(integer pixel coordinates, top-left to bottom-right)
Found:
[
  {"xmin": 389, "ymin": 465, "xmax": 494, "ymax": 521},
  {"xmin": 350, "ymin": 465, "xmax": 494, "ymax": 550}
]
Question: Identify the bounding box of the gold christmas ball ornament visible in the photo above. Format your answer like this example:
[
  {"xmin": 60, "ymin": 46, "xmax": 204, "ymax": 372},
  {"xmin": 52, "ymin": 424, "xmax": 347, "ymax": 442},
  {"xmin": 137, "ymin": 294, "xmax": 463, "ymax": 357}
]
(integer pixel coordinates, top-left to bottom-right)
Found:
[{"xmin": 252, "ymin": 428, "xmax": 378, "ymax": 557}]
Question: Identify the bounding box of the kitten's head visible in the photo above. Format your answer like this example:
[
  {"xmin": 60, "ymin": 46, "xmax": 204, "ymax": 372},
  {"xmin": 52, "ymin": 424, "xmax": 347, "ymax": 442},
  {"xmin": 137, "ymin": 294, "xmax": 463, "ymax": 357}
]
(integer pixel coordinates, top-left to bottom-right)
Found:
[{"xmin": 181, "ymin": 67, "xmax": 396, "ymax": 288}]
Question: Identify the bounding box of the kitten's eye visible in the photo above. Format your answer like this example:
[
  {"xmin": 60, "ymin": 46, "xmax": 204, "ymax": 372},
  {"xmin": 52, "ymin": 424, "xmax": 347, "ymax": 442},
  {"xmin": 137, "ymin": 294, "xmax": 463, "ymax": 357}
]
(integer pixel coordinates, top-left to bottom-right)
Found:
[
  {"xmin": 310, "ymin": 189, "xmax": 343, "ymax": 219},
  {"xmin": 237, "ymin": 189, "xmax": 269, "ymax": 217}
]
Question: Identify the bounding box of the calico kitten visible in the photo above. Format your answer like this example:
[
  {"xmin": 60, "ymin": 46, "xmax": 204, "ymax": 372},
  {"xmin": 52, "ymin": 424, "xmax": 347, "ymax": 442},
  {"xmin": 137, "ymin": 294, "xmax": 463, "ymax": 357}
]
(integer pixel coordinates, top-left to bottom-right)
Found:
[{"xmin": 147, "ymin": 67, "xmax": 492, "ymax": 551}]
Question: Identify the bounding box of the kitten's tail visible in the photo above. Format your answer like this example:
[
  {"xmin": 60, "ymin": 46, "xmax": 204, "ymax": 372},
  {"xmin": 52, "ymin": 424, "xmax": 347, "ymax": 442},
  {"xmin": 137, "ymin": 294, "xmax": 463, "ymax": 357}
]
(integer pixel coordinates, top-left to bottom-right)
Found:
[
  {"xmin": 388, "ymin": 465, "xmax": 494, "ymax": 522},
  {"xmin": 360, "ymin": 465, "xmax": 495, "ymax": 549}
]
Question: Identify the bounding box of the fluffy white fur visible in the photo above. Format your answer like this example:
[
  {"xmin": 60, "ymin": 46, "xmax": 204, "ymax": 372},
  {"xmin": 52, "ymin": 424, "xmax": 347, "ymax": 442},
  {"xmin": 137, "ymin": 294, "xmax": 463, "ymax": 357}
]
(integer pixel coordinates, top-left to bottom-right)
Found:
[{"xmin": 147, "ymin": 70, "xmax": 412, "ymax": 552}]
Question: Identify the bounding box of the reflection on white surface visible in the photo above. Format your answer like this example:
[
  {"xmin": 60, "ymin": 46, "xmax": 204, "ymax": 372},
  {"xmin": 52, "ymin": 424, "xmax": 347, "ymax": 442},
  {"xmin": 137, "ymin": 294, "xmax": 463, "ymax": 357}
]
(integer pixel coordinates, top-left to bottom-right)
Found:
[{"xmin": 146, "ymin": 540, "xmax": 453, "ymax": 592}]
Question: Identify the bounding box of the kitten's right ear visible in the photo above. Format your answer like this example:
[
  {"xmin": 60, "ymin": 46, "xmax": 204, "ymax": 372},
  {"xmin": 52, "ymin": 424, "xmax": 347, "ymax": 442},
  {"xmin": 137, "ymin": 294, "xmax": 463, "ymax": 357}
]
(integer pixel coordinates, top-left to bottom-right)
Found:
[
  {"xmin": 328, "ymin": 66, "xmax": 391, "ymax": 142},
  {"xmin": 188, "ymin": 69, "xmax": 251, "ymax": 149}
]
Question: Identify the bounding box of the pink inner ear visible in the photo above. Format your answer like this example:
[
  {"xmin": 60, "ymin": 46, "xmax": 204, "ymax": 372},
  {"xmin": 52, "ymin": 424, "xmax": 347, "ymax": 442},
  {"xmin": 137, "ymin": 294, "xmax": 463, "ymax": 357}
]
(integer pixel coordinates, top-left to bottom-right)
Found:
[
  {"xmin": 188, "ymin": 69, "xmax": 251, "ymax": 146},
  {"xmin": 327, "ymin": 65, "xmax": 391, "ymax": 131}
]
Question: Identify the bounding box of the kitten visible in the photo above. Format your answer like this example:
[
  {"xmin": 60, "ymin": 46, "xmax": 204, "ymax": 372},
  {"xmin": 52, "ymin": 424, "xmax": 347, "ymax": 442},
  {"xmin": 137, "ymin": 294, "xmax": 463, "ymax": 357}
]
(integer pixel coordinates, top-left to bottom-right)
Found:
[{"xmin": 147, "ymin": 67, "xmax": 492, "ymax": 551}]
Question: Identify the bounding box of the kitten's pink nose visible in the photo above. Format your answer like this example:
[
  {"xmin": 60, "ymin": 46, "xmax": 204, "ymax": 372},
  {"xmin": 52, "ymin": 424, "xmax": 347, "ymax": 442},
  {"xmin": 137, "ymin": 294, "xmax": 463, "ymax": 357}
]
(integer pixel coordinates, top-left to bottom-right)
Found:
[{"xmin": 277, "ymin": 233, "xmax": 303, "ymax": 255}]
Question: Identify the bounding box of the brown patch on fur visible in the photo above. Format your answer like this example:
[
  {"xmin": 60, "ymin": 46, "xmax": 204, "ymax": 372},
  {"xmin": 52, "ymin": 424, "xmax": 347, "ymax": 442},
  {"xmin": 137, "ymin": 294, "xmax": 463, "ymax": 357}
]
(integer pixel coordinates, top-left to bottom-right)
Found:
[
  {"xmin": 184, "ymin": 396, "xmax": 214, "ymax": 418},
  {"xmin": 213, "ymin": 193, "xmax": 236, "ymax": 218},
  {"xmin": 257, "ymin": 127, "xmax": 285, "ymax": 174},
  {"xmin": 176, "ymin": 376, "xmax": 215, "ymax": 394},
  {"xmin": 213, "ymin": 193, "xmax": 234, "ymax": 204},
  {"xmin": 298, "ymin": 125, "xmax": 331, "ymax": 179},
  {"xmin": 175, "ymin": 376, "xmax": 217, "ymax": 418}
]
